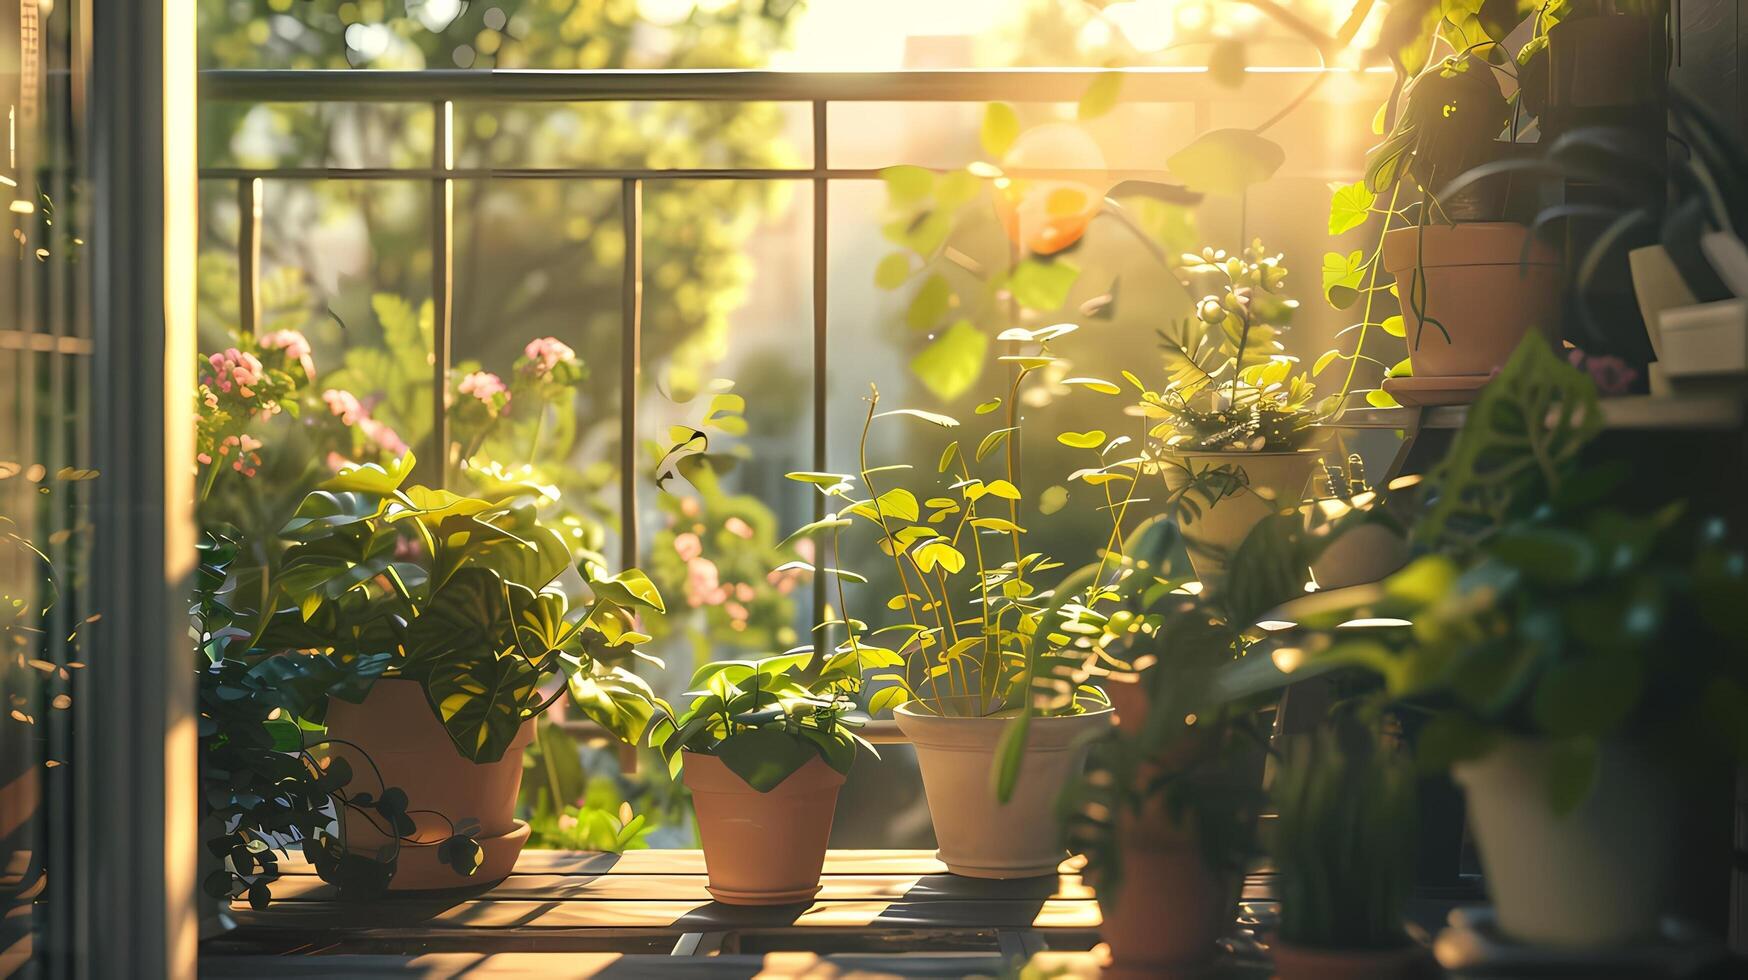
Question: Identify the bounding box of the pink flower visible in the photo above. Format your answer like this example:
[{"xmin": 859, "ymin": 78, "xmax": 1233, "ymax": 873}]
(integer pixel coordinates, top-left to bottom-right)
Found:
[
  {"xmin": 724, "ymin": 516, "xmax": 754, "ymax": 540},
  {"xmin": 684, "ymin": 556, "xmax": 727, "ymax": 608},
  {"xmin": 520, "ymin": 336, "xmax": 577, "ymax": 380},
  {"xmin": 673, "ymin": 531, "xmax": 702, "ymax": 562},
  {"xmin": 679, "ymin": 497, "xmax": 701, "ymax": 518},
  {"xmin": 734, "ymin": 582, "xmax": 755, "ymax": 603},
  {"xmin": 361, "ymin": 418, "xmax": 408, "ymax": 456},
  {"xmin": 459, "ymin": 371, "xmax": 509, "ymax": 401},
  {"xmin": 322, "ymin": 389, "xmax": 365, "ymax": 425},
  {"xmin": 1567, "ymin": 349, "xmax": 1639, "ymax": 397},
  {"xmin": 205, "ymin": 348, "xmax": 264, "ymax": 394},
  {"xmin": 258, "ymin": 330, "xmax": 316, "ymax": 379},
  {"xmin": 724, "ymin": 601, "xmax": 748, "ymax": 631}
]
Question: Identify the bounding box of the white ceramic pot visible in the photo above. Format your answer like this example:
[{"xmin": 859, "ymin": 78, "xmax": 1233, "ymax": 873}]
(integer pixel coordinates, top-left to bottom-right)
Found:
[
  {"xmin": 1453, "ymin": 738, "xmax": 1681, "ymax": 947},
  {"xmin": 1658, "ymin": 299, "xmax": 1747, "ymax": 379},
  {"xmin": 1163, "ymin": 449, "xmax": 1318, "ymax": 587},
  {"xmin": 1628, "ymin": 244, "xmax": 1697, "ymax": 363},
  {"xmin": 895, "ymin": 701, "xmax": 1114, "ymax": 878},
  {"xmin": 1310, "ymin": 522, "xmax": 1409, "ymax": 592}
]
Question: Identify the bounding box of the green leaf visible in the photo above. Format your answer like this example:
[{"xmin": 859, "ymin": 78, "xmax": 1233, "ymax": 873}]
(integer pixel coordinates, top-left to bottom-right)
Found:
[
  {"xmin": 1008, "ymin": 259, "xmax": 1079, "ymax": 311},
  {"xmin": 911, "ymin": 539, "xmax": 966, "ymax": 575},
  {"xmin": 1328, "ymin": 180, "xmax": 1376, "ymax": 235},
  {"xmin": 873, "ymin": 487, "xmax": 920, "ymax": 523},
  {"xmin": 937, "ymin": 169, "xmax": 980, "ymax": 208},
  {"xmin": 779, "ymin": 515, "xmax": 853, "ymax": 549},
  {"xmin": 969, "ymin": 517, "xmax": 1025, "ymax": 533},
  {"xmin": 975, "ymin": 397, "xmax": 1002, "ymax": 414},
  {"xmin": 318, "ymin": 453, "xmax": 416, "ymax": 496},
  {"xmin": 981, "ymin": 479, "xmax": 1021, "ymax": 500},
  {"xmin": 1167, "ymin": 128, "xmax": 1285, "ymax": 196},
  {"xmin": 786, "ymin": 470, "xmax": 855, "ymax": 490},
  {"xmin": 427, "ymin": 653, "xmax": 541, "ymax": 763},
  {"xmin": 874, "ymin": 252, "xmax": 912, "ymax": 289},
  {"xmin": 1078, "ymin": 72, "xmax": 1122, "ymax": 120},
  {"xmin": 992, "ymin": 710, "xmax": 1032, "ymax": 803},
  {"xmin": 711, "ymin": 728, "xmax": 820, "ymax": 792},
  {"xmin": 568, "ymin": 666, "xmax": 659, "ymax": 746},
  {"xmin": 881, "ymin": 165, "xmax": 935, "ymax": 205},
  {"xmin": 1313, "ymin": 349, "xmax": 1342, "ymax": 376},
  {"xmin": 906, "ymin": 274, "xmax": 954, "ymax": 331},
  {"xmin": 1056, "ymin": 429, "xmax": 1105, "ymax": 449},
  {"xmin": 1532, "ymin": 654, "xmax": 1642, "ymax": 738},
  {"xmin": 1039, "ymin": 485, "xmax": 1069, "ymax": 515},
  {"xmin": 1062, "ymin": 377, "xmax": 1121, "ymax": 395},
  {"xmin": 1209, "ymin": 38, "xmax": 1248, "ymax": 88},
  {"xmin": 1545, "ymin": 738, "xmax": 1599, "ymax": 816},
  {"xmin": 1386, "ymin": 357, "xmax": 1413, "ymax": 378},
  {"xmin": 585, "ymin": 567, "xmax": 662, "ymax": 613},
  {"xmin": 1379, "ymin": 314, "xmax": 1406, "ymax": 337},
  {"xmin": 909, "ymin": 320, "xmax": 988, "ymax": 403},
  {"xmin": 874, "ymin": 408, "xmax": 961, "ymax": 428},
  {"xmin": 1321, "ymin": 250, "xmax": 1366, "ymax": 309},
  {"xmin": 1488, "ymin": 527, "xmax": 1597, "ymax": 585},
  {"xmin": 980, "ymin": 102, "xmax": 1020, "ymax": 159},
  {"xmin": 976, "ymin": 427, "xmax": 1015, "ymax": 462}
]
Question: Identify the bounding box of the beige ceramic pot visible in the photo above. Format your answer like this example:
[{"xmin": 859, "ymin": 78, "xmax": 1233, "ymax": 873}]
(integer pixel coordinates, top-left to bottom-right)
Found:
[
  {"xmin": 325, "ymin": 677, "xmax": 535, "ymax": 891},
  {"xmin": 1382, "ymin": 222, "xmax": 1561, "ymax": 378},
  {"xmin": 1271, "ymin": 940, "xmax": 1424, "ymax": 980},
  {"xmin": 1163, "ymin": 449, "xmax": 1318, "ymax": 587},
  {"xmin": 895, "ymin": 701, "xmax": 1113, "ymax": 879},
  {"xmin": 683, "ymin": 750, "xmax": 846, "ymax": 905},
  {"xmin": 1453, "ymin": 737, "xmax": 1680, "ymax": 946},
  {"xmin": 1309, "ymin": 521, "xmax": 1409, "ymax": 592},
  {"xmin": 1628, "ymin": 243, "xmax": 1697, "ymax": 364}
]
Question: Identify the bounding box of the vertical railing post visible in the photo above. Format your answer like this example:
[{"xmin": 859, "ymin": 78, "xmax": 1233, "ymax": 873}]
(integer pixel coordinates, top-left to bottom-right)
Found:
[
  {"xmin": 619, "ymin": 177, "xmax": 643, "ymax": 572},
  {"xmin": 810, "ymin": 101, "xmax": 829, "ymax": 652},
  {"xmin": 236, "ymin": 177, "xmax": 261, "ymax": 336},
  {"xmin": 430, "ymin": 100, "xmax": 454, "ymax": 488}
]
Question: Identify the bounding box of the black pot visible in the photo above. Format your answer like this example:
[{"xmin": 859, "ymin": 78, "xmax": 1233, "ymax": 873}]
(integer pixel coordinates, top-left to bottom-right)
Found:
[{"xmin": 1542, "ymin": 14, "xmax": 1667, "ymax": 141}]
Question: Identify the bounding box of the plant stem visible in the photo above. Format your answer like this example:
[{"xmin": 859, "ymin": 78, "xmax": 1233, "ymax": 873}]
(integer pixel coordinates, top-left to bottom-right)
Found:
[{"xmin": 1327, "ymin": 183, "xmax": 1404, "ymax": 417}]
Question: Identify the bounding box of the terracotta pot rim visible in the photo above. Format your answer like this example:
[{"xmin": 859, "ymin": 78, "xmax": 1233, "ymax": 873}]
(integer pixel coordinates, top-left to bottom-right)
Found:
[
  {"xmin": 894, "ymin": 701, "xmax": 1113, "ymax": 750},
  {"xmin": 679, "ymin": 748, "xmax": 847, "ymax": 794},
  {"xmin": 1382, "ymin": 221, "xmax": 1560, "ymax": 270}
]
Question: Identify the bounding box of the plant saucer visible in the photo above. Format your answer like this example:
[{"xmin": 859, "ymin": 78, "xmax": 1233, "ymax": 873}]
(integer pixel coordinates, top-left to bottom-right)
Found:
[
  {"xmin": 1381, "ymin": 375, "xmax": 1492, "ymax": 406},
  {"xmin": 1433, "ymin": 906, "xmax": 1728, "ymax": 977}
]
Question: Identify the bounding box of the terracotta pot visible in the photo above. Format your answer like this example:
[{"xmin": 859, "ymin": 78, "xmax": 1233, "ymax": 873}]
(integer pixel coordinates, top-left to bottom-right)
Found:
[
  {"xmin": 1382, "ymin": 223, "xmax": 1561, "ymax": 378},
  {"xmin": 1272, "ymin": 940, "xmax": 1423, "ymax": 980},
  {"xmin": 895, "ymin": 700, "xmax": 1113, "ymax": 878},
  {"xmin": 325, "ymin": 678, "xmax": 535, "ymax": 891},
  {"xmin": 1454, "ymin": 737, "xmax": 1681, "ymax": 947},
  {"xmin": 1163, "ymin": 450, "xmax": 1318, "ymax": 587},
  {"xmin": 1101, "ymin": 814, "xmax": 1237, "ymax": 979},
  {"xmin": 683, "ymin": 750, "xmax": 845, "ymax": 905}
]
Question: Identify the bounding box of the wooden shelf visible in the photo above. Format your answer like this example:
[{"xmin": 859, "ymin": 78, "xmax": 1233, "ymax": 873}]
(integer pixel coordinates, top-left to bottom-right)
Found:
[{"xmin": 1330, "ymin": 392, "xmax": 1745, "ymax": 432}]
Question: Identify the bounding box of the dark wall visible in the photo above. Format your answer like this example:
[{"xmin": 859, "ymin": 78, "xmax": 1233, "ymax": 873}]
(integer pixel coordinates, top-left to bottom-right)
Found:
[{"xmin": 1673, "ymin": 0, "xmax": 1747, "ymax": 136}]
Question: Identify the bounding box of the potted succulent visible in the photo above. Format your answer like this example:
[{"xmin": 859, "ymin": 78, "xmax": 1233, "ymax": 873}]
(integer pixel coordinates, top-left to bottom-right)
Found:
[
  {"xmin": 649, "ymin": 651, "xmax": 872, "ymax": 904},
  {"xmin": 1364, "ymin": 53, "xmax": 1561, "ymax": 395},
  {"xmin": 214, "ymin": 454, "xmax": 666, "ymax": 892},
  {"xmin": 1269, "ymin": 710, "xmax": 1423, "ymax": 980},
  {"xmin": 1299, "ymin": 337, "xmax": 1748, "ymax": 946},
  {"xmin": 1145, "ymin": 240, "xmax": 1322, "ymax": 586}
]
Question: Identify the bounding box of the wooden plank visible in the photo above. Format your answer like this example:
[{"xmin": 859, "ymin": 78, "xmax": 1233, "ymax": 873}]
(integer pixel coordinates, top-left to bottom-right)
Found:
[
  {"xmin": 266, "ymin": 871, "xmax": 1094, "ymax": 903},
  {"xmin": 269, "ymin": 848, "xmax": 1084, "ymax": 877},
  {"xmin": 200, "ymin": 951, "xmax": 1109, "ymax": 978},
  {"xmin": 228, "ymin": 897, "xmax": 1103, "ymax": 932}
]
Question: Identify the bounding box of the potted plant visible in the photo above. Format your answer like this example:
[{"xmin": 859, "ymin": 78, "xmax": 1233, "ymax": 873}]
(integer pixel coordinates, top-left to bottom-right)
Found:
[
  {"xmin": 1516, "ymin": 0, "xmax": 1669, "ymax": 140},
  {"xmin": 1299, "ymin": 337, "xmax": 1748, "ymax": 946},
  {"xmin": 1364, "ymin": 53, "xmax": 1561, "ymax": 395},
  {"xmin": 1269, "ymin": 710, "xmax": 1423, "ymax": 980},
  {"xmin": 211, "ymin": 453, "xmax": 666, "ymax": 893},
  {"xmin": 649, "ymin": 652, "xmax": 872, "ymax": 904},
  {"xmin": 1304, "ymin": 454, "xmax": 1411, "ymax": 592},
  {"xmin": 1145, "ymin": 240, "xmax": 1323, "ymax": 586},
  {"xmin": 774, "ymin": 349, "xmax": 1121, "ymax": 879},
  {"xmin": 1060, "ymin": 566, "xmax": 1284, "ymax": 977},
  {"xmin": 1446, "ymin": 90, "xmax": 1748, "ymax": 381}
]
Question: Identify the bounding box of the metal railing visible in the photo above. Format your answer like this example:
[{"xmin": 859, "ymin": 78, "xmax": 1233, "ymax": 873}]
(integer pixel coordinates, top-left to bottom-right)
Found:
[{"xmin": 199, "ymin": 67, "xmax": 1388, "ymax": 745}]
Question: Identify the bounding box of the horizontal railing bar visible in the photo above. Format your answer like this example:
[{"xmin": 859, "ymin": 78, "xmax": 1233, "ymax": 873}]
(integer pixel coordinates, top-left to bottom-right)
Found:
[
  {"xmin": 196, "ymin": 165, "xmax": 1177, "ymax": 182},
  {"xmin": 200, "ymin": 67, "xmax": 1390, "ymax": 104}
]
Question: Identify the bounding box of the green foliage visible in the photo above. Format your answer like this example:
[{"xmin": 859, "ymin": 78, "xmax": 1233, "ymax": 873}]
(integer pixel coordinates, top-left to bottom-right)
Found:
[
  {"xmin": 519, "ymin": 718, "xmax": 658, "ymax": 853},
  {"xmin": 1272, "ymin": 712, "xmax": 1417, "ymax": 950},
  {"xmin": 1141, "ymin": 241, "xmax": 1317, "ymax": 453},
  {"xmin": 649, "ymin": 652, "xmax": 873, "ymax": 792},
  {"xmin": 1166, "ymin": 129, "xmax": 1286, "ymax": 197},
  {"xmin": 249, "ymin": 456, "xmax": 666, "ymax": 763},
  {"xmin": 1298, "ymin": 340, "xmax": 1748, "ymax": 814}
]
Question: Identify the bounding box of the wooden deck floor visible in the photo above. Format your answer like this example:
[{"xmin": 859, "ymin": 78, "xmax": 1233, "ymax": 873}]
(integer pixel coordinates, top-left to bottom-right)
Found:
[{"xmin": 202, "ymin": 848, "xmax": 1279, "ymax": 977}]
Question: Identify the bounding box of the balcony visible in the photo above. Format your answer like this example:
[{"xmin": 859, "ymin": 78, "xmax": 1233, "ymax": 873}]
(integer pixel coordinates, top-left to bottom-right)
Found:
[{"xmin": 5, "ymin": 2, "xmax": 1748, "ymax": 978}]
